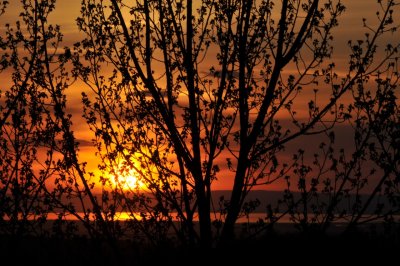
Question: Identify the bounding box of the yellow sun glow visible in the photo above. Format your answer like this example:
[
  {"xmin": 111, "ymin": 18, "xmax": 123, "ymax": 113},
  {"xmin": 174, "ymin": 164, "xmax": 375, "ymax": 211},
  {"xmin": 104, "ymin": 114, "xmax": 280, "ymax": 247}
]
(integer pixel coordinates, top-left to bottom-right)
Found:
[{"xmin": 110, "ymin": 167, "xmax": 145, "ymax": 191}]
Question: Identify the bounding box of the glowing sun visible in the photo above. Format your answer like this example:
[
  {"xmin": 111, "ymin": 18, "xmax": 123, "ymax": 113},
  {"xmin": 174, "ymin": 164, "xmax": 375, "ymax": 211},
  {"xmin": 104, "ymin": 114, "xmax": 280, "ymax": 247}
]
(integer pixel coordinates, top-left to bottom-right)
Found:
[{"xmin": 110, "ymin": 167, "xmax": 145, "ymax": 190}]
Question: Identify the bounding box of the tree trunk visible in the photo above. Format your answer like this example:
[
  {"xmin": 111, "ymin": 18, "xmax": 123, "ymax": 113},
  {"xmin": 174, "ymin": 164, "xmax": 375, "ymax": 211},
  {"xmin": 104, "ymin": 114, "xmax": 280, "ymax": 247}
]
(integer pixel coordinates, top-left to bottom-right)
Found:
[
  {"xmin": 186, "ymin": 0, "xmax": 212, "ymax": 247},
  {"xmin": 220, "ymin": 153, "xmax": 248, "ymax": 243}
]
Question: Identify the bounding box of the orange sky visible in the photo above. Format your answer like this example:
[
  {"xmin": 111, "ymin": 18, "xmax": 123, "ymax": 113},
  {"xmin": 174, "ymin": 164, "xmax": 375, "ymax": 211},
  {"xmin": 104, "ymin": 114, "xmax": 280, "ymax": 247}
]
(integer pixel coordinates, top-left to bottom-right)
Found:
[{"xmin": 1, "ymin": 0, "xmax": 396, "ymax": 191}]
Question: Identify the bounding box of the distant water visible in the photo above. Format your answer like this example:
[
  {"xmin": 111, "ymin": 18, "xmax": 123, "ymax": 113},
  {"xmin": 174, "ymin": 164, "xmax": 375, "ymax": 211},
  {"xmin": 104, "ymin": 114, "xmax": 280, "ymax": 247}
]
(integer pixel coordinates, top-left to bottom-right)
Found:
[
  {"xmin": 38, "ymin": 211, "xmax": 282, "ymax": 223},
  {"xmin": 31, "ymin": 212, "xmax": 395, "ymax": 224}
]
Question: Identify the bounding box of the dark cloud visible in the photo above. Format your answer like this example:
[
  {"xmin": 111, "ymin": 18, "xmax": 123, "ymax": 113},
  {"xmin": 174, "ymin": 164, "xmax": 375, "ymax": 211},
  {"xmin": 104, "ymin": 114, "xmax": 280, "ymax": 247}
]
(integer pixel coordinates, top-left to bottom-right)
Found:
[{"xmin": 75, "ymin": 138, "xmax": 95, "ymax": 148}]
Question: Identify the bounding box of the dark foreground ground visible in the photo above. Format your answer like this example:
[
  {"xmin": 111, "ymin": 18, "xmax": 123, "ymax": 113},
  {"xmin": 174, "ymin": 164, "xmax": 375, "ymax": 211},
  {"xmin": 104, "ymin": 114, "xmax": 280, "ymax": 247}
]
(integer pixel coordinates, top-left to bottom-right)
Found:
[{"xmin": 1, "ymin": 225, "xmax": 399, "ymax": 265}]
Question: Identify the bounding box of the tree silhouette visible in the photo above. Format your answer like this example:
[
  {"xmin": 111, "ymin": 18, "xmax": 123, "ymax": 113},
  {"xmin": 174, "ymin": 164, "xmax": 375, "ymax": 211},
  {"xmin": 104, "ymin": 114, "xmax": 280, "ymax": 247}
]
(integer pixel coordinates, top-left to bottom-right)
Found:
[
  {"xmin": 73, "ymin": 0, "xmax": 399, "ymax": 247},
  {"xmin": 0, "ymin": 0, "xmax": 398, "ymax": 250},
  {"xmin": 0, "ymin": 0, "xmax": 115, "ymax": 242},
  {"xmin": 0, "ymin": 0, "xmax": 71, "ymax": 236}
]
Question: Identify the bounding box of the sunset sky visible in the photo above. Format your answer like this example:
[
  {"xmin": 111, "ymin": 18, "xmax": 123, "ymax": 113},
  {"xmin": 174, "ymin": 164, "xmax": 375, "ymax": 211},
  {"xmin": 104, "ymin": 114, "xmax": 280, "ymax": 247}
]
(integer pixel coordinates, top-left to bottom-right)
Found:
[{"xmin": 1, "ymin": 0, "xmax": 396, "ymax": 191}]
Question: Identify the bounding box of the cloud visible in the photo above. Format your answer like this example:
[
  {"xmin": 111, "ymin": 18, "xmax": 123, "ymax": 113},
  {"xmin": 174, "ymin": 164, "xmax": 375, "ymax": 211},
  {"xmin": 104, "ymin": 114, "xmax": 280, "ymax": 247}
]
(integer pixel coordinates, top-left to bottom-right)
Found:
[{"xmin": 75, "ymin": 138, "xmax": 94, "ymax": 148}]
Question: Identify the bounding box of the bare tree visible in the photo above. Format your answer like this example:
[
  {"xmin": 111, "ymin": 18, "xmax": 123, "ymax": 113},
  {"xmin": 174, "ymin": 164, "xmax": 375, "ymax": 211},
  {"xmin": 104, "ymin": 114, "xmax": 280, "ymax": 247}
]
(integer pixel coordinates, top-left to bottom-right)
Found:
[
  {"xmin": 0, "ymin": 0, "xmax": 69, "ymax": 236},
  {"xmin": 1, "ymin": 0, "xmax": 398, "ymax": 249},
  {"xmin": 0, "ymin": 0, "xmax": 114, "ymax": 242},
  {"xmin": 261, "ymin": 1, "xmax": 400, "ymax": 235},
  {"xmin": 73, "ymin": 0, "xmax": 399, "ymax": 246}
]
